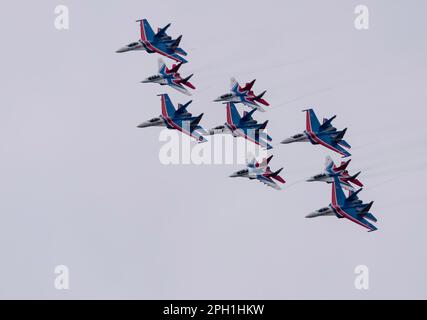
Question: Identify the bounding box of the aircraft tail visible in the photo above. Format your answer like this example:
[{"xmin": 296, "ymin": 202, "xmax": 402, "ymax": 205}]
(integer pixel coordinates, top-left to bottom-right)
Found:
[
  {"xmin": 176, "ymin": 100, "xmax": 192, "ymax": 114},
  {"xmin": 169, "ymin": 35, "xmax": 182, "ymax": 51},
  {"xmin": 349, "ymin": 171, "xmax": 363, "ymax": 187},
  {"xmin": 333, "ymin": 128, "xmax": 348, "ymax": 143},
  {"xmin": 319, "ymin": 115, "xmax": 337, "ymax": 131},
  {"xmin": 174, "ymin": 47, "xmax": 188, "ymax": 56},
  {"xmin": 335, "ymin": 159, "xmax": 351, "ymax": 171},
  {"xmin": 256, "ymin": 120, "xmax": 269, "ymax": 131},
  {"xmin": 169, "ymin": 62, "xmax": 183, "ymax": 74},
  {"xmin": 258, "ymin": 155, "xmax": 273, "ymax": 168},
  {"xmin": 269, "ymin": 168, "xmax": 286, "ymax": 184},
  {"xmin": 241, "ymin": 79, "xmax": 256, "ymax": 92},
  {"xmin": 254, "ymin": 90, "xmax": 270, "ymax": 106},
  {"xmin": 180, "ymin": 74, "xmax": 195, "ymax": 89},
  {"xmin": 358, "ymin": 201, "xmax": 377, "ymax": 222},
  {"xmin": 190, "ymin": 113, "xmax": 204, "ymax": 131},
  {"xmin": 338, "ymin": 139, "xmax": 352, "ymax": 149}
]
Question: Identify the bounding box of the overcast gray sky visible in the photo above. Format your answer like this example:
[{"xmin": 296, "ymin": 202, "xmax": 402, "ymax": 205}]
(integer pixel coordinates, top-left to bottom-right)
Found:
[{"xmin": 0, "ymin": 0, "xmax": 426, "ymax": 299}]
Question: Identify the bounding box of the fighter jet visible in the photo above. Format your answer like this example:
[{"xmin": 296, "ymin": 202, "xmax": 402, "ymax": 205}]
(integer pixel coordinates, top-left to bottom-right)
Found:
[
  {"xmin": 208, "ymin": 102, "xmax": 273, "ymax": 150},
  {"xmin": 141, "ymin": 59, "xmax": 195, "ymax": 96},
  {"xmin": 116, "ymin": 19, "xmax": 188, "ymax": 63},
  {"xmin": 137, "ymin": 94, "xmax": 207, "ymax": 143},
  {"xmin": 230, "ymin": 155, "xmax": 285, "ymax": 190},
  {"xmin": 281, "ymin": 109, "xmax": 351, "ymax": 158},
  {"xmin": 306, "ymin": 176, "xmax": 377, "ymax": 232},
  {"xmin": 307, "ymin": 156, "xmax": 363, "ymax": 191},
  {"xmin": 214, "ymin": 78, "xmax": 270, "ymax": 112}
]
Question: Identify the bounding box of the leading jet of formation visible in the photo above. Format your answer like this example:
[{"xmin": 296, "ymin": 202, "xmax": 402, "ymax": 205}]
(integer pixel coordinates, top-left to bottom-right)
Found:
[
  {"xmin": 141, "ymin": 59, "xmax": 195, "ymax": 96},
  {"xmin": 137, "ymin": 94, "xmax": 207, "ymax": 143},
  {"xmin": 214, "ymin": 78, "xmax": 270, "ymax": 112},
  {"xmin": 281, "ymin": 109, "xmax": 352, "ymax": 158},
  {"xmin": 306, "ymin": 176, "xmax": 377, "ymax": 232},
  {"xmin": 116, "ymin": 19, "xmax": 188, "ymax": 63},
  {"xmin": 230, "ymin": 155, "xmax": 285, "ymax": 190},
  {"xmin": 208, "ymin": 102, "xmax": 273, "ymax": 150},
  {"xmin": 307, "ymin": 156, "xmax": 363, "ymax": 191}
]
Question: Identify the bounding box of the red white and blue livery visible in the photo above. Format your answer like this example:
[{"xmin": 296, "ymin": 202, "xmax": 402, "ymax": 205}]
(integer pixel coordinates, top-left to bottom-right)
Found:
[
  {"xmin": 141, "ymin": 59, "xmax": 195, "ymax": 96},
  {"xmin": 214, "ymin": 78, "xmax": 270, "ymax": 112},
  {"xmin": 116, "ymin": 19, "xmax": 188, "ymax": 63},
  {"xmin": 307, "ymin": 156, "xmax": 363, "ymax": 191},
  {"xmin": 281, "ymin": 109, "xmax": 352, "ymax": 158},
  {"xmin": 306, "ymin": 176, "xmax": 377, "ymax": 232},
  {"xmin": 137, "ymin": 94, "xmax": 207, "ymax": 143},
  {"xmin": 230, "ymin": 155, "xmax": 285, "ymax": 190},
  {"xmin": 208, "ymin": 102, "xmax": 273, "ymax": 150}
]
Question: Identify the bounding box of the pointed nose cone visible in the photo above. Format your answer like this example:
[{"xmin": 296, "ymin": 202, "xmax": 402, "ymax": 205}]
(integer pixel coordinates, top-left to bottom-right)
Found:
[
  {"xmin": 137, "ymin": 122, "xmax": 150, "ymax": 128},
  {"xmin": 305, "ymin": 211, "xmax": 319, "ymax": 218},
  {"xmin": 116, "ymin": 46, "xmax": 128, "ymax": 53},
  {"xmin": 141, "ymin": 78, "xmax": 150, "ymax": 83},
  {"xmin": 306, "ymin": 176, "xmax": 315, "ymax": 182},
  {"xmin": 281, "ymin": 137, "xmax": 294, "ymax": 144},
  {"xmin": 213, "ymin": 97, "xmax": 223, "ymax": 102},
  {"xmin": 229, "ymin": 172, "xmax": 239, "ymax": 178}
]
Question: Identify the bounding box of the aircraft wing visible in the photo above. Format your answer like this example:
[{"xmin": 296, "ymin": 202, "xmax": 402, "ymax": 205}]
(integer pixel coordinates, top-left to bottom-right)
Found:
[
  {"xmin": 257, "ymin": 175, "xmax": 281, "ymax": 190},
  {"xmin": 169, "ymin": 80, "xmax": 192, "ymax": 96},
  {"xmin": 171, "ymin": 118, "xmax": 208, "ymax": 143},
  {"xmin": 234, "ymin": 127, "xmax": 273, "ymax": 150},
  {"xmin": 241, "ymin": 97, "xmax": 266, "ymax": 112},
  {"xmin": 314, "ymin": 134, "xmax": 352, "ymax": 158}
]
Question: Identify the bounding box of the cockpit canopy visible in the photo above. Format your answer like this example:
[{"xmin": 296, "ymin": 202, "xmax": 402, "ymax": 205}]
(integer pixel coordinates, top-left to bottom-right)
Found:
[
  {"xmin": 220, "ymin": 93, "xmax": 233, "ymax": 99},
  {"xmin": 148, "ymin": 75, "xmax": 161, "ymax": 80},
  {"xmin": 128, "ymin": 42, "xmax": 140, "ymax": 47},
  {"xmin": 292, "ymin": 133, "xmax": 304, "ymax": 139},
  {"xmin": 318, "ymin": 207, "xmax": 330, "ymax": 213},
  {"xmin": 214, "ymin": 125, "xmax": 225, "ymax": 130},
  {"xmin": 236, "ymin": 169, "xmax": 248, "ymax": 175},
  {"xmin": 314, "ymin": 173, "xmax": 326, "ymax": 179},
  {"xmin": 149, "ymin": 117, "xmax": 160, "ymax": 123}
]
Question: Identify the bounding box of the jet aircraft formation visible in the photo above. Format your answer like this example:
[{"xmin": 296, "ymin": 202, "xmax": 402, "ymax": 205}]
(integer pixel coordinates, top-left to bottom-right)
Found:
[{"xmin": 117, "ymin": 19, "xmax": 378, "ymax": 232}]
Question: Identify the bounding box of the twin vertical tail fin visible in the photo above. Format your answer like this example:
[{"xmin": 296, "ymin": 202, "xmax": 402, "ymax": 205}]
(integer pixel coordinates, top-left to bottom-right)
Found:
[
  {"xmin": 190, "ymin": 113, "xmax": 204, "ymax": 131},
  {"xmin": 180, "ymin": 74, "xmax": 195, "ymax": 89},
  {"xmin": 335, "ymin": 159, "xmax": 351, "ymax": 171},
  {"xmin": 269, "ymin": 168, "xmax": 286, "ymax": 184},
  {"xmin": 169, "ymin": 35, "xmax": 182, "ymax": 51},
  {"xmin": 254, "ymin": 90, "xmax": 270, "ymax": 106}
]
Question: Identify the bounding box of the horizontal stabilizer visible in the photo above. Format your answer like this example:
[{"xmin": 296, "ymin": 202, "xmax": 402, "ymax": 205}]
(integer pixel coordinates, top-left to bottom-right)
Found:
[
  {"xmin": 174, "ymin": 47, "xmax": 188, "ymax": 56},
  {"xmin": 338, "ymin": 139, "xmax": 352, "ymax": 149},
  {"xmin": 364, "ymin": 212, "xmax": 377, "ymax": 223}
]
